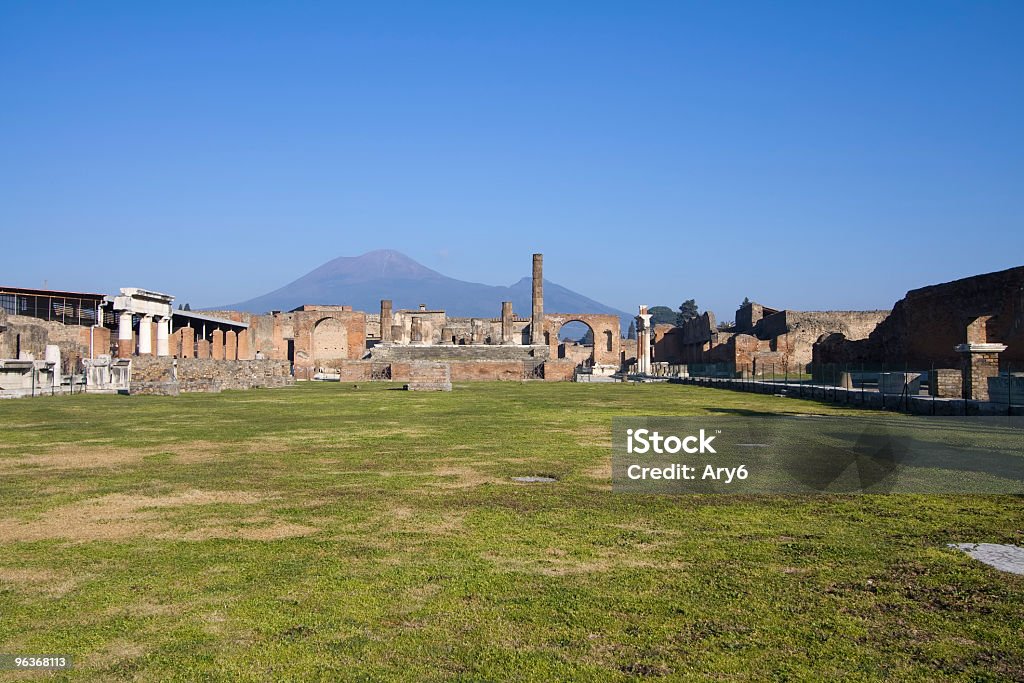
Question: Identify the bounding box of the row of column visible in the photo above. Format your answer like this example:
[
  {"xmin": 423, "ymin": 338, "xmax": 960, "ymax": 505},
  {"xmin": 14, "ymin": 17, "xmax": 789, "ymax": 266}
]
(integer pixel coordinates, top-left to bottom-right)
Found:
[
  {"xmin": 116, "ymin": 314, "xmax": 250, "ymax": 359},
  {"xmin": 118, "ymin": 312, "xmax": 172, "ymax": 357}
]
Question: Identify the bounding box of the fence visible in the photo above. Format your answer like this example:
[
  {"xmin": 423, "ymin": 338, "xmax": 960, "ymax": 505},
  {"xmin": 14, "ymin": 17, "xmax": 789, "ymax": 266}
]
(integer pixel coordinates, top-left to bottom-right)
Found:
[{"xmin": 678, "ymin": 361, "xmax": 1021, "ymax": 416}]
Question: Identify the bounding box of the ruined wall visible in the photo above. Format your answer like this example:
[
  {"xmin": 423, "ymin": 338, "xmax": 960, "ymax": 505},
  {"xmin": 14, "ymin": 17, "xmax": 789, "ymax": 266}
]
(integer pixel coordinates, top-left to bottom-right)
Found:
[
  {"xmin": 129, "ymin": 357, "xmax": 294, "ymax": 394},
  {"xmin": 291, "ymin": 308, "xmax": 366, "ymax": 373},
  {"xmin": 0, "ymin": 312, "xmax": 111, "ymax": 374},
  {"xmin": 816, "ymin": 266, "xmax": 1024, "ymax": 366},
  {"xmin": 753, "ymin": 310, "xmax": 889, "ymax": 368},
  {"xmin": 542, "ymin": 359, "xmax": 577, "ymax": 382}
]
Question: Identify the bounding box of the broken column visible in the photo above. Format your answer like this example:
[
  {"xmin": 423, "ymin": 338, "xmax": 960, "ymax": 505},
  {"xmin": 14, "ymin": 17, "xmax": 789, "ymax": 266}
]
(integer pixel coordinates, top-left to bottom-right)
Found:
[
  {"xmin": 530, "ymin": 253, "xmax": 544, "ymax": 344},
  {"xmin": 380, "ymin": 300, "xmax": 393, "ymax": 343},
  {"xmin": 117, "ymin": 312, "xmax": 134, "ymax": 357},
  {"xmin": 211, "ymin": 329, "xmax": 225, "ymax": 360},
  {"xmin": 180, "ymin": 327, "xmax": 195, "ymax": 358},
  {"xmin": 156, "ymin": 316, "xmax": 170, "ymax": 357},
  {"xmin": 391, "ymin": 324, "xmax": 404, "ymax": 344},
  {"xmin": 501, "ymin": 301, "xmax": 514, "ymax": 345},
  {"xmin": 410, "ymin": 317, "xmax": 424, "ymax": 344},
  {"xmin": 237, "ymin": 328, "xmax": 251, "ymax": 360},
  {"xmin": 957, "ymin": 315, "xmax": 1006, "ymax": 402},
  {"xmin": 225, "ymin": 330, "xmax": 237, "ymax": 360}
]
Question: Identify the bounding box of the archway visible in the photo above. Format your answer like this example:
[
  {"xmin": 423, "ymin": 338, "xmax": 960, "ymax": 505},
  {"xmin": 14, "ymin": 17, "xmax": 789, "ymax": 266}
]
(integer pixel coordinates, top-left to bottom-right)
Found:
[
  {"xmin": 556, "ymin": 320, "xmax": 595, "ymax": 366},
  {"xmin": 543, "ymin": 313, "xmax": 621, "ymax": 366},
  {"xmin": 312, "ymin": 317, "xmax": 348, "ymax": 364}
]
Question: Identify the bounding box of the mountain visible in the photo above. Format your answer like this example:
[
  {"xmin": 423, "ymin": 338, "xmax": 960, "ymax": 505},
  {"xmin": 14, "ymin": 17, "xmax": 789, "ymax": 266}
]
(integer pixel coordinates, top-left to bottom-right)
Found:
[{"xmin": 214, "ymin": 250, "xmax": 633, "ymax": 331}]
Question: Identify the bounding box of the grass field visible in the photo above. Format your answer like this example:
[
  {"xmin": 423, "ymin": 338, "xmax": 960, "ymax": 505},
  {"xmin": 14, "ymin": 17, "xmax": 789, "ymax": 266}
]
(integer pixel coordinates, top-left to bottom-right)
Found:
[{"xmin": 1, "ymin": 382, "xmax": 1022, "ymax": 681}]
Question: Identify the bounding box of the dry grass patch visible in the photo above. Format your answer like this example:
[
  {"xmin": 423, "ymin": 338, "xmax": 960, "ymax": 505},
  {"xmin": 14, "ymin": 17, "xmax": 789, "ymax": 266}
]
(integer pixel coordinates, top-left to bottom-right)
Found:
[
  {"xmin": 0, "ymin": 567, "xmax": 82, "ymax": 598},
  {"xmin": 0, "ymin": 489, "xmax": 270, "ymax": 542}
]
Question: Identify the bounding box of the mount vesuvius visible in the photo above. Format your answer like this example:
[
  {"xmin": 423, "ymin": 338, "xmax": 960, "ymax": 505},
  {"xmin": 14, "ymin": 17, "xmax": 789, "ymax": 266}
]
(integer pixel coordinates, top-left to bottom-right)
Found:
[{"xmin": 215, "ymin": 250, "xmax": 633, "ymax": 329}]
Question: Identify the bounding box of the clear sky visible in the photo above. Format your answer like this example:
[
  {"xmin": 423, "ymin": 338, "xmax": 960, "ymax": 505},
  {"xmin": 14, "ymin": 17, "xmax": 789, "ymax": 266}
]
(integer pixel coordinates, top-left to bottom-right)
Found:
[{"xmin": 2, "ymin": 1, "xmax": 1022, "ymax": 319}]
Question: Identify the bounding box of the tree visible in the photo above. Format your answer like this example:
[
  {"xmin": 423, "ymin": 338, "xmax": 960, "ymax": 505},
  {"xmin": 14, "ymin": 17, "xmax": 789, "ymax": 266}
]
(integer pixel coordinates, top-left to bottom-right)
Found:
[
  {"xmin": 677, "ymin": 299, "xmax": 699, "ymax": 326},
  {"xmin": 627, "ymin": 321, "xmax": 636, "ymax": 339},
  {"xmin": 647, "ymin": 306, "xmax": 677, "ymax": 327},
  {"xmin": 579, "ymin": 329, "xmax": 594, "ymax": 345},
  {"xmin": 740, "ymin": 296, "xmax": 751, "ymax": 308},
  {"xmin": 184, "ymin": 303, "xmax": 191, "ymax": 311}
]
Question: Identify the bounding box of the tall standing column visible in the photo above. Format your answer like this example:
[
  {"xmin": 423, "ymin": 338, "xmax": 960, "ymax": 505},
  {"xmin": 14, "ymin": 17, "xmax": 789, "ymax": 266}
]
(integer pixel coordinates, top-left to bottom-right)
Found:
[
  {"xmin": 117, "ymin": 312, "xmax": 134, "ymax": 357},
  {"xmin": 636, "ymin": 305, "xmax": 652, "ymax": 375},
  {"xmin": 501, "ymin": 301, "xmax": 514, "ymax": 345},
  {"xmin": 530, "ymin": 253, "xmax": 544, "ymax": 344},
  {"xmin": 138, "ymin": 315, "xmax": 153, "ymax": 355},
  {"xmin": 380, "ymin": 300, "xmax": 393, "ymax": 343},
  {"xmin": 156, "ymin": 316, "xmax": 170, "ymax": 357}
]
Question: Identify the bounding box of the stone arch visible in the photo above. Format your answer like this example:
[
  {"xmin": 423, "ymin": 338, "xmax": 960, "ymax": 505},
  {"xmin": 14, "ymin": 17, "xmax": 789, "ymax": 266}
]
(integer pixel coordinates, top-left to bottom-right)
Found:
[
  {"xmin": 543, "ymin": 313, "xmax": 621, "ymax": 366},
  {"xmin": 312, "ymin": 317, "xmax": 348, "ymax": 363},
  {"xmin": 554, "ymin": 319, "xmax": 596, "ymax": 365}
]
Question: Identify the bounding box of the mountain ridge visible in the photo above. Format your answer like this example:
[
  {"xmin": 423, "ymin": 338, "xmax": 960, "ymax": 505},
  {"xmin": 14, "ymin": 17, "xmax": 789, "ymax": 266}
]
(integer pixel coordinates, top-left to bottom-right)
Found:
[{"xmin": 215, "ymin": 250, "xmax": 633, "ymax": 330}]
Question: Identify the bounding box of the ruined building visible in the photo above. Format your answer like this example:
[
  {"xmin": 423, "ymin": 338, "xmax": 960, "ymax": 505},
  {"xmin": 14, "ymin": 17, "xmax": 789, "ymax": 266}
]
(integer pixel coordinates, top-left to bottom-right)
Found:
[
  {"xmin": 647, "ymin": 300, "xmax": 888, "ymax": 374},
  {"xmin": 1, "ymin": 254, "xmax": 621, "ymax": 395}
]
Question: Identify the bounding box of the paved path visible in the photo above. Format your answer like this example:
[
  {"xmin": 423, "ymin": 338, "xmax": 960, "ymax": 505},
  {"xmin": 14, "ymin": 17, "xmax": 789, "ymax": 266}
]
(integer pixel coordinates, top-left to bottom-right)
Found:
[{"xmin": 949, "ymin": 543, "xmax": 1024, "ymax": 575}]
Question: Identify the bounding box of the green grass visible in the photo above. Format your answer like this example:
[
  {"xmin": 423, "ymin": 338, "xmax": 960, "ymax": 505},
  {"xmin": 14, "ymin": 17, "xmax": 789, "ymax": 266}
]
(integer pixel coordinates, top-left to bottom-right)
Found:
[{"xmin": 0, "ymin": 382, "xmax": 1021, "ymax": 681}]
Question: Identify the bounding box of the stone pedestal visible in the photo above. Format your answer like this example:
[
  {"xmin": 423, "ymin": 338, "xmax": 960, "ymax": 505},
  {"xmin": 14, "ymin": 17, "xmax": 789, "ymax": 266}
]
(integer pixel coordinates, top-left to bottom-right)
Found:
[{"xmin": 957, "ymin": 343, "xmax": 1006, "ymax": 402}]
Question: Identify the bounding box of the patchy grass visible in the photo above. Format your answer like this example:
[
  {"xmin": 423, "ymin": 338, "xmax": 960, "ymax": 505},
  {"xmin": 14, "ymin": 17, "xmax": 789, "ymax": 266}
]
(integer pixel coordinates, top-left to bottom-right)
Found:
[{"xmin": 0, "ymin": 382, "xmax": 1021, "ymax": 681}]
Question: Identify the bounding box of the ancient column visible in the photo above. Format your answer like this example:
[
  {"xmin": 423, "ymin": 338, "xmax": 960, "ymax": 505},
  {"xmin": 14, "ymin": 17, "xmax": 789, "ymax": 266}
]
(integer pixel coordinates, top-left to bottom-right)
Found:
[
  {"xmin": 636, "ymin": 305, "xmax": 653, "ymax": 375},
  {"xmin": 501, "ymin": 301, "xmax": 514, "ymax": 345},
  {"xmin": 391, "ymin": 324, "xmax": 404, "ymax": 344},
  {"xmin": 236, "ymin": 328, "xmax": 251, "ymax": 360},
  {"xmin": 380, "ymin": 300, "xmax": 393, "ymax": 343},
  {"xmin": 440, "ymin": 326, "xmax": 455, "ymax": 344},
  {"xmin": 138, "ymin": 315, "xmax": 153, "ymax": 355},
  {"xmin": 211, "ymin": 329, "xmax": 225, "ymax": 360},
  {"xmin": 156, "ymin": 316, "xmax": 170, "ymax": 357},
  {"xmin": 410, "ymin": 317, "xmax": 423, "ymax": 344},
  {"xmin": 117, "ymin": 312, "xmax": 134, "ymax": 357},
  {"xmin": 225, "ymin": 330, "xmax": 237, "ymax": 360},
  {"xmin": 180, "ymin": 327, "xmax": 195, "ymax": 358},
  {"xmin": 530, "ymin": 253, "xmax": 544, "ymax": 344}
]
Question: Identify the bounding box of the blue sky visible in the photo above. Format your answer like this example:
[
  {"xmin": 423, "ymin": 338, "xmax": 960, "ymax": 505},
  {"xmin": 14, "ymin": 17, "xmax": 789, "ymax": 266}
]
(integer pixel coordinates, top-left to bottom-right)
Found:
[{"xmin": 2, "ymin": 1, "xmax": 1022, "ymax": 319}]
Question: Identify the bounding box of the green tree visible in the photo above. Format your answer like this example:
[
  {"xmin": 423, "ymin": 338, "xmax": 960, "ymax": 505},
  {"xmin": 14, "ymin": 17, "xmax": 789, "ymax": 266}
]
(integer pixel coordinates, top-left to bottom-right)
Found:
[
  {"xmin": 740, "ymin": 296, "xmax": 751, "ymax": 308},
  {"xmin": 647, "ymin": 306, "xmax": 677, "ymax": 326},
  {"xmin": 677, "ymin": 299, "xmax": 699, "ymax": 326},
  {"xmin": 626, "ymin": 321, "xmax": 636, "ymax": 339}
]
